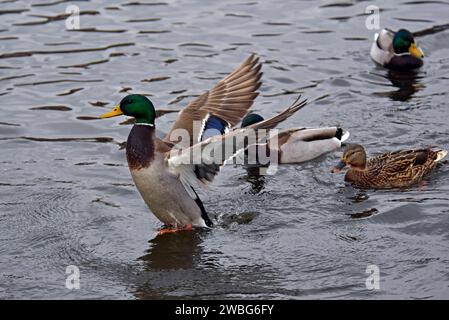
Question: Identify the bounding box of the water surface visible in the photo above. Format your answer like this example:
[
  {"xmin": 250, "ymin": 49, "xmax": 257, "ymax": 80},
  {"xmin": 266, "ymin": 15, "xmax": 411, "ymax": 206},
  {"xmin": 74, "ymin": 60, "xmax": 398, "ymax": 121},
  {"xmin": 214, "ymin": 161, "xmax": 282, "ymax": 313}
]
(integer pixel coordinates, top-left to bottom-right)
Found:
[{"xmin": 1, "ymin": 0, "xmax": 449, "ymax": 299}]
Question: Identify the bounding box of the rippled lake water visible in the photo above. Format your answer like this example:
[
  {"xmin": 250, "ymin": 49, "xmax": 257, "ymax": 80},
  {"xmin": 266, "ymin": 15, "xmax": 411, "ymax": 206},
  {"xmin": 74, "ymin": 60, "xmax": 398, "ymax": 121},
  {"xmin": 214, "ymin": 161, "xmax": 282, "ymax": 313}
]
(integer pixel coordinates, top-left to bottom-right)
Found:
[{"xmin": 1, "ymin": 0, "xmax": 449, "ymax": 299}]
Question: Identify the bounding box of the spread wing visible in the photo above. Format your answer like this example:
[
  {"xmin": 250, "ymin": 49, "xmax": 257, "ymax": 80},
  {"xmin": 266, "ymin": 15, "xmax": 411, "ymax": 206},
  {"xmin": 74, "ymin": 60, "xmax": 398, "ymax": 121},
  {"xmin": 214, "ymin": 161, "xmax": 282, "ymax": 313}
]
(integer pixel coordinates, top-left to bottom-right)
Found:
[
  {"xmin": 166, "ymin": 96, "xmax": 307, "ymax": 196},
  {"xmin": 245, "ymin": 95, "xmax": 308, "ymax": 130},
  {"xmin": 164, "ymin": 54, "xmax": 262, "ymax": 148}
]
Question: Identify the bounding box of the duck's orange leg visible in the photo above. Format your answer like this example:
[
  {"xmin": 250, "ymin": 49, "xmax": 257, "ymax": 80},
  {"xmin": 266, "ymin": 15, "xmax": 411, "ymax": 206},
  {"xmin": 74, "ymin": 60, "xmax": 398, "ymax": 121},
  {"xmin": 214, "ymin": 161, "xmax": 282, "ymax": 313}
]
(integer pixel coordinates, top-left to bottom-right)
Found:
[{"xmin": 158, "ymin": 224, "xmax": 193, "ymax": 235}]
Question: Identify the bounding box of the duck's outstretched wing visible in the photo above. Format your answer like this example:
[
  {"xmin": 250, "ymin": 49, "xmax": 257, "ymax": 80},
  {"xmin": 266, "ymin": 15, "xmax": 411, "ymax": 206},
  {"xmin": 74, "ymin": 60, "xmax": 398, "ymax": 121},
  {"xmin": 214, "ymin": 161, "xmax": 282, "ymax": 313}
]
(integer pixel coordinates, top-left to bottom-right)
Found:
[
  {"xmin": 166, "ymin": 97, "xmax": 306, "ymax": 197},
  {"xmin": 164, "ymin": 54, "xmax": 262, "ymax": 149},
  {"xmin": 245, "ymin": 95, "xmax": 308, "ymax": 130}
]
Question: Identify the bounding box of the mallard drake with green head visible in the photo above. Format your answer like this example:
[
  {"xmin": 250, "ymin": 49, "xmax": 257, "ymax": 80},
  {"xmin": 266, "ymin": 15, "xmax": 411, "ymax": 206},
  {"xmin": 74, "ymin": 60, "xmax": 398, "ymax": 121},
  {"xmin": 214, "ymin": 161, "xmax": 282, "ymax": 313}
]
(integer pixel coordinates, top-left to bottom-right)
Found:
[
  {"xmin": 240, "ymin": 112, "xmax": 349, "ymax": 165},
  {"xmin": 99, "ymin": 55, "xmax": 307, "ymax": 234},
  {"xmin": 370, "ymin": 28, "xmax": 424, "ymax": 70},
  {"xmin": 332, "ymin": 144, "xmax": 447, "ymax": 189}
]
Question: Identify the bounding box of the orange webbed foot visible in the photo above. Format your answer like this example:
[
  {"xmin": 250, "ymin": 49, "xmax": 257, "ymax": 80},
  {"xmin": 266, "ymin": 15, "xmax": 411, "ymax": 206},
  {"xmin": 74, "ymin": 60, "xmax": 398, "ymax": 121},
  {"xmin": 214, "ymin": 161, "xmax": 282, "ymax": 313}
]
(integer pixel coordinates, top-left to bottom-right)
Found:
[{"xmin": 157, "ymin": 224, "xmax": 193, "ymax": 235}]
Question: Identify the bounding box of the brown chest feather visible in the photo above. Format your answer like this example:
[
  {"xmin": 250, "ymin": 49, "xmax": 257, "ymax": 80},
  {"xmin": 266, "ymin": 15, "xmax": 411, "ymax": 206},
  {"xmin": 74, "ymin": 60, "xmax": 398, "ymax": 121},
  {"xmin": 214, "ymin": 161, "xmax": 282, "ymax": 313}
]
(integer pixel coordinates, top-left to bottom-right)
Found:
[{"xmin": 126, "ymin": 125, "xmax": 155, "ymax": 170}]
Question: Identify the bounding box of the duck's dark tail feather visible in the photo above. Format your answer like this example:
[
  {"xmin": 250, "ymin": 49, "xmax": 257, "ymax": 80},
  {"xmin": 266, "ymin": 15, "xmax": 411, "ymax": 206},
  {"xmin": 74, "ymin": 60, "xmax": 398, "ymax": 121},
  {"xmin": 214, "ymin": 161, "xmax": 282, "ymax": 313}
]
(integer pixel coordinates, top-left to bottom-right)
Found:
[
  {"xmin": 335, "ymin": 128, "xmax": 343, "ymax": 140},
  {"xmin": 335, "ymin": 128, "xmax": 350, "ymax": 143},
  {"xmin": 192, "ymin": 187, "xmax": 213, "ymax": 227}
]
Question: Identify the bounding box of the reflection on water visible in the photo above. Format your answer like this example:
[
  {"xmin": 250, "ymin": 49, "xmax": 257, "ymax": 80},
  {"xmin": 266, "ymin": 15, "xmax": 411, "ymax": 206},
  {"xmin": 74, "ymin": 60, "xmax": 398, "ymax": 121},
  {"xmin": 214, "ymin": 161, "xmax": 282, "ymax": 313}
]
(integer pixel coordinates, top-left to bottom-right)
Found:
[
  {"xmin": 371, "ymin": 68, "xmax": 425, "ymax": 101},
  {"xmin": 133, "ymin": 230, "xmax": 285, "ymax": 299},
  {"xmin": 241, "ymin": 167, "xmax": 267, "ymax": 194},
  {"xmin": 1, "ymin": 0, "xmax": 449, "ymax": 299},
  {"xmin": 134, "ymin": 232, "xmax": 206, "ymax": 299},
  {"xmin": 384, "ymin": 70, "xmax": 425, "ymax": 101},
  {"xmin": 139, "ymin": 232, "xmax": 204, "ymax": 270}
]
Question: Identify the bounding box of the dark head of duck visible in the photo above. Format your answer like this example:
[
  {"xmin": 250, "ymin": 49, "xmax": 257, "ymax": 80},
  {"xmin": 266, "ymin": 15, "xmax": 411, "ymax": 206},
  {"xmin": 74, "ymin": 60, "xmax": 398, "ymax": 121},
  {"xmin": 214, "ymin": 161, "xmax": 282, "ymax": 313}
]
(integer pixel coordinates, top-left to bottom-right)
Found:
[
  {"xmin": 100, "ymin": 94, "xmax": 156, "ymax": 125},
  {"xmin": 241, "ymin": 113, "xmax": 264, "ymax": 128},
  {"xmin": 100, "ymin": 94, "xmax": 157, "ymax": 170},
  {"xmin": 392, "ymin": 29, "xmax": 424, "ymax": 59}
]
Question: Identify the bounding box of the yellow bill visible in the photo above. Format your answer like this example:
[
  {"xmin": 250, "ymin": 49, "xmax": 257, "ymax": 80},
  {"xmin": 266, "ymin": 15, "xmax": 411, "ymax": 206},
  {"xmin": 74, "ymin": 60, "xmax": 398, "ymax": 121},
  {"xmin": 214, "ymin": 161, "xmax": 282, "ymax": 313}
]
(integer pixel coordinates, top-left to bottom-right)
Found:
[
  {"xmin": 409, "ymin": 42, "xmax": 424, "ymax": 59},
  {"xmin": 100, "ymin": 105, "xmax": 123, "ymax": 118}
]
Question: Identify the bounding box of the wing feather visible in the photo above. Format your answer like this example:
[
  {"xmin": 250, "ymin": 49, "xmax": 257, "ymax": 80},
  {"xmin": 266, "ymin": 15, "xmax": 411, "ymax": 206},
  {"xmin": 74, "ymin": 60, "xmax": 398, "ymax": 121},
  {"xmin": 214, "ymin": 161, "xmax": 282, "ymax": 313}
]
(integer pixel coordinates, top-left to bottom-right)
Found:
[
  {"xmin": 164, "ymin": 54, "xmax": 262, "ymax": 148},
  {"xmin": 167, "ymin": 96, "xmax": 307, "ymax": 192}
]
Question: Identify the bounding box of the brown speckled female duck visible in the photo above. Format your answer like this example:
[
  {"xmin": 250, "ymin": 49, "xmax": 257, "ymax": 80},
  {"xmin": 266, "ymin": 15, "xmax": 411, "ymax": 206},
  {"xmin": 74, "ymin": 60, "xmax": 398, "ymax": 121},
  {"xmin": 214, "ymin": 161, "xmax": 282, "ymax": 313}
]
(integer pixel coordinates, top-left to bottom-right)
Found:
[{"xmin": 332, "ymin": 144, "xmax": 447, "ymax": 189}]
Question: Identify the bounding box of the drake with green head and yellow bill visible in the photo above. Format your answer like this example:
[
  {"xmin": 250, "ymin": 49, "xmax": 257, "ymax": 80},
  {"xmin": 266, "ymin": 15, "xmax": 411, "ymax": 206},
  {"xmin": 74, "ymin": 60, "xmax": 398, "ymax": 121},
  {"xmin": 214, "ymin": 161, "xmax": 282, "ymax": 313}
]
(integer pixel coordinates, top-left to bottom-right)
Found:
[
  {"xmin": 332, "ymin": 144, "xmax": 447, "ymax": 189},
  {"xmin": 100, "ymin": 55, "xmax": 308, "ymax": 235},
  {"xmin": 370, "ymin": 28, "xmax": 424, "ymax": 70}
]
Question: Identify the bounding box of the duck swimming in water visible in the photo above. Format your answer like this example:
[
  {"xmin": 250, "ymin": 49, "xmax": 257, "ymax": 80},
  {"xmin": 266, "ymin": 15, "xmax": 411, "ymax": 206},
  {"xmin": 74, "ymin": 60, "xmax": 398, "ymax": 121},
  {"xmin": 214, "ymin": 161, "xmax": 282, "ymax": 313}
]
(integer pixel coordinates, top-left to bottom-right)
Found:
[
  {"xmin": 100, "ymin": 55, "xmax": 307, "ymax": 234},
  {"xmin": 370, "ymin": 28, "xmax": 424, "ymax": 70},
  {"xmin": 332, "ymin": 144, "xmax": 447, "ymax": 189},
  {"xmin": 240, "ymin": 113, "xmax": 349, "ymax": 168}
]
